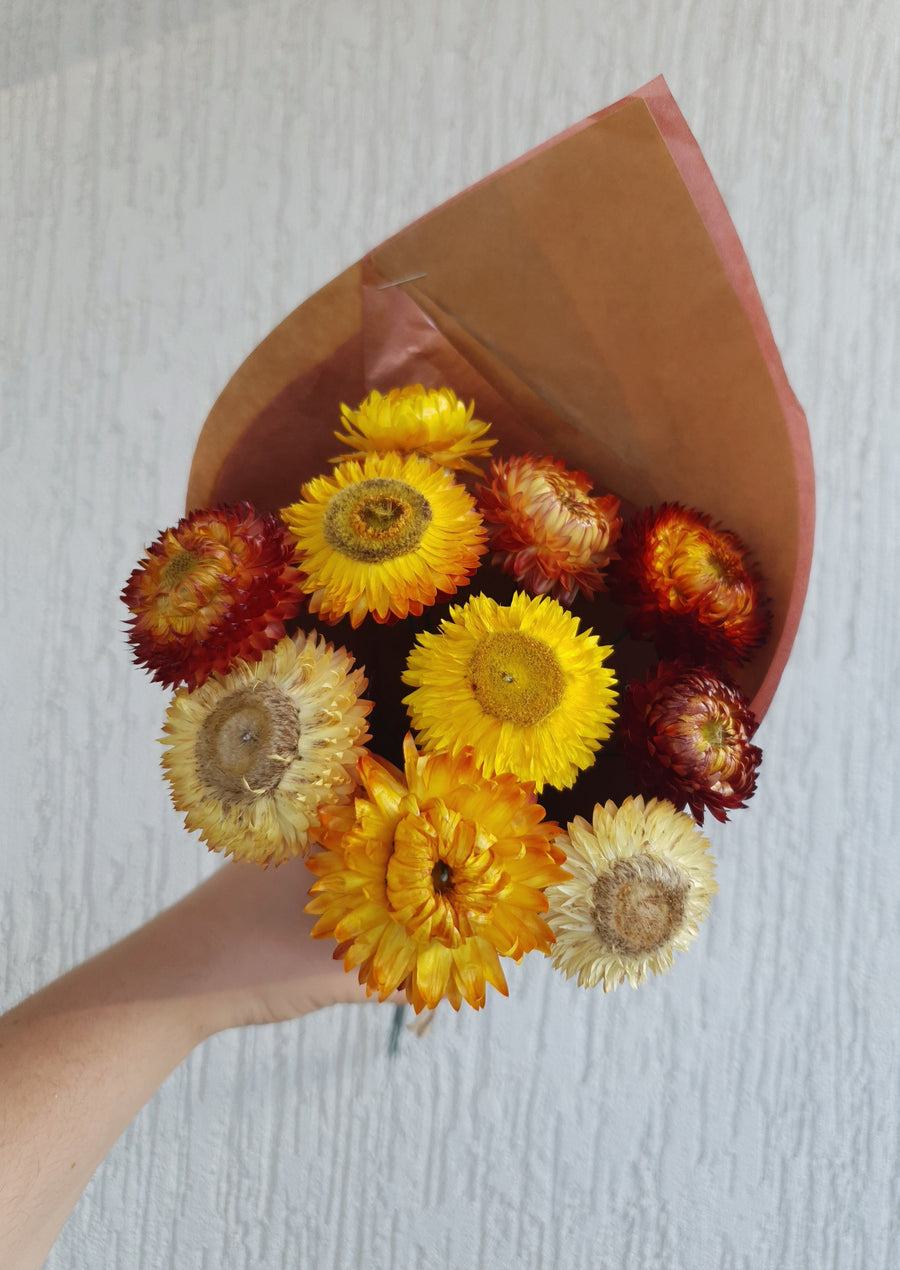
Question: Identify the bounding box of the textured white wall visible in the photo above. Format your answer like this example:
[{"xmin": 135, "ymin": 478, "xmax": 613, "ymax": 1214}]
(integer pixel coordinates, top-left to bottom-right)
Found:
[{"xmin": 2, "ymin": 2, "xmax": 898, "ymax": 1267}]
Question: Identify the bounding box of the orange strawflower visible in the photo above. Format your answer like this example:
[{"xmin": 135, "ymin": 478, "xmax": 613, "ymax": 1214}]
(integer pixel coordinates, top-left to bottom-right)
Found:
[
  {"xmin": 476, "ymin": 455, "xmax": 621, "ymax": 604},
  {"xmin": 608, "ymin": 504, "xmax": 770, "ymax": 663},
  {"xmin": 122, "ymin": 504, "xmax": 304, "ymax": 689},
  {"xmin": 619, "ymin": 662, "xmax": 762, "ymax": 824},
  {"xmin": 307, "ymin": 736, "xmax": 567, "ymax": 1012}
]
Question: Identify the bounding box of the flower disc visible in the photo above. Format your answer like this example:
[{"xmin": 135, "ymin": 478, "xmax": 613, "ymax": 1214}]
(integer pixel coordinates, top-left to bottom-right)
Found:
[
  {"xmin": 307, "ymin": 736, "xmax": 567, "ymax": 1012},
  {"xmin": 546, "ymin": 796, "xmax": 717, "ymax": 991},
  {"xmin": 161, "ymin": 631, "xmax": 371, "ymax": 865},
  {"xmin": 402, "ymin": 591, "xmax": 617, "ymax": 791},
  {"xmin": 333, "ymin": 385, "xmax": 495, "ymax": 474},
  {"xmin": 282, "ymin": 452, "xmax": 486, "ymax": 627}
]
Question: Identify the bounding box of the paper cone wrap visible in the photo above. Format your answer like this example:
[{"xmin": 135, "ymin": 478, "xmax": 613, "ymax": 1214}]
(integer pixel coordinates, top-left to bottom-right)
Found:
[{"xmin": 187, "ymin": 77, "xmax": 814, "ymax": 728}]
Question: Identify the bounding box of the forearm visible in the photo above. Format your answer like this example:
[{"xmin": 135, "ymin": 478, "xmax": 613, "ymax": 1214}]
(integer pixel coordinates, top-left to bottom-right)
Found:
[
  {"xmin": 0, "ymin": 859, "xmax": 371, "ymax": 1270},
  {"xmin": 0, "ymin": 913, "xmax": 216, "ymax": 1270}
]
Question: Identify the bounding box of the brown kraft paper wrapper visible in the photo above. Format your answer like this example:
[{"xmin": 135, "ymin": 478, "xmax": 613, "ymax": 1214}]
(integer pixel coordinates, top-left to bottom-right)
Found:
[{"xmin": 187, "ymin": 76, "xmax": 814, "ymax": 782}]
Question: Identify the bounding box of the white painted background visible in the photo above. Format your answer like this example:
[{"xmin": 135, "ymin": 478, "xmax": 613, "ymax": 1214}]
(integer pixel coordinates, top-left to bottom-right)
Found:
[{"xmin": 2, "ymin": 2, "xmax": 898, "ymax": 1267}]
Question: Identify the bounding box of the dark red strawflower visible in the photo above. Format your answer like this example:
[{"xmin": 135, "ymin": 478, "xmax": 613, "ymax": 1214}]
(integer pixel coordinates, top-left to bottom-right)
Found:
[
  {"xmin": 619, "ymin": 662, "xmax": 762, "ymax": 824},
  {"xmin": 607, "ymin": 503, "xmax": 770, "ymax": 664},
  {"xmin": 122, "ymin": 503, "xmax": 304, "ymax": 690}
]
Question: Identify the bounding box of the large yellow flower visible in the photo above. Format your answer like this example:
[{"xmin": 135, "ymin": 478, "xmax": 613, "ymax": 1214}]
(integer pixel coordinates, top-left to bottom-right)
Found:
[
  {"xmin": 161, "ymin": 631, "xmax": 371, "ymax": 865},
  {"xmin": 402, "ymin": 591, "xmax": 617, "ymax": 791},
  {"xmin": 333, "ymin": 385, "xmax": 496, "ymax": 474},
  {"xmin": 546, "ymin": 796, "xmax": 717, "ymax": 991},
  {"xmin": 307, "ymin": 736, "xmax": 567, "ymax": 1012},
  {"xmin": 281, "ymin": 452, "xmax": 486, "ymax": 627}
]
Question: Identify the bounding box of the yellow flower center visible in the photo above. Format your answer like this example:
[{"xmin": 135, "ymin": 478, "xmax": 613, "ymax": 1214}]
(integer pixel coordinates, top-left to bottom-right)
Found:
[
  {"xmin": 323, "ymin": 477, "xmax": 433, "ymax": 562},
  {"xmin": 590, "ymin": 855, "xmax": 688, "ymax": 955},
  {"xmin": 385, "ymin": 801, "xmax": 505, "ymax": 948},
  {"xmin": 669, "ymin": 527, "xmax": 743, "ymax": 597},
  {"xmin": 699, "ymin": 717, "xmax": 728, "ymax": 748},
  {"xmin": 160, "ymin": 549, "xmax": 200, "ymax": 589},
  {"xmin": 470, "ymin": 631, "xmax": 565, "ymax": 726},
  {"xmin": 539, "ymin": 470, "xmax": 596, "ymax": 523},
  {"xmin": 196, "ymin": 683, "xmax": 300, "ymax": 806}
]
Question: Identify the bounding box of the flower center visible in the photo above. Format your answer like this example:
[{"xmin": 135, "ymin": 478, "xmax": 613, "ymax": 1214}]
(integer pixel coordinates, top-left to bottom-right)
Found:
[
  {"xmin": 431, "ymin": 859, "xmax": 453, "ymax": 893},
  {"xmin": 160, "ymin": 549, "xmax": 200, "ymax": 589},
  {"xmin": 385, "ymin": 802, "xmax": 505, "ymax": 948},
  {"xmin": 699, "ymin": 717, "xmax": 728, "ymax": 748},
  {"xmin": 196, "ymin": 682, "xmax": 300, "ymax": 806},
  {"xmin": 470, "ymin": 631, "xmax": 565, "ymax": 726},
  {"xmin": 668, "ymin": 527, "xmax": 744, "ymax": 598},
  {"xmin": 322, "ymin": 477, "xmax": 433, "ymax": 562},
  {"xmin": 540, "ymin": 471, "xmax": 595, "ymax": 523},
  {"xmin": 590, "ymin": 855, "xmax": 689, "ymax": 955},
  {"xmin": 704, "ymin": 545, "xmax": 740, "ymax": 586}
]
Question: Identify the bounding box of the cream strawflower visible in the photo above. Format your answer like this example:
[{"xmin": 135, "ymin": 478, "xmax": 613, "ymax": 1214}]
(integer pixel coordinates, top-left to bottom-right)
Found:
[
  {"xmin": 161, "ymin": 631, "xmax": 371, "ymax": 865},
  {"xmin": 546, "ymin": 796, "xmax": 717, "ymax": 991}
]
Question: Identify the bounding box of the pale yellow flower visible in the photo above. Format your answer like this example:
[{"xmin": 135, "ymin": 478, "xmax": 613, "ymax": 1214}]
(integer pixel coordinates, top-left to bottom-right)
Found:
[
  {"xmin": 161, "ymin": 631, "xmax": 370, "ymax": 865},
  {"xmin": 546, "ymin": 796, "xmax": 717, "ymax": 990}
]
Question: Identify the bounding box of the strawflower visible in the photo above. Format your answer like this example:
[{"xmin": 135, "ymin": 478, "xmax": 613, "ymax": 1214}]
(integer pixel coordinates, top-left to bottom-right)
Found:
[
  {"xmin": 307, "ymin": 736, "xmax": 567, "ymax": 1012},
  {"xmin": 546, "ymin": 796, "xmax": 717, "ymax": 991},
  {"xmin": 333, "ymin": 385, "xmax": 496, "ymax": 474},
  {"xmin": 608, "ymin": 503, "xmax": 770, "ymax": 663},
  {"xmin": 122, "ymin": 503, "xmax": 304, "ymax": 689},
  {"xmin": 403, "ymin": 591, "xmax": 616, "ymax": 792},
  {"xmin": 161, "ymin": 631, "xmax": 371, "ymax": 865},
  {"xmin": 476, "ymin": 454, "xmax": 621, "ymax": 604},
  {"xmin": 282, "ymin": 452, "xmax": 486, "ymax": 627},
  {"xmin": 619, "ymin": 662, "xmax": 762, "ymax": 824}
]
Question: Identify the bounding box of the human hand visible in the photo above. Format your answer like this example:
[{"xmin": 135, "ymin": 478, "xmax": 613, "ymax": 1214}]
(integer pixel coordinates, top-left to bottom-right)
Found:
[{"xmin": 143, "ymin": 853, "xmax": 392, "ymax": 1036}]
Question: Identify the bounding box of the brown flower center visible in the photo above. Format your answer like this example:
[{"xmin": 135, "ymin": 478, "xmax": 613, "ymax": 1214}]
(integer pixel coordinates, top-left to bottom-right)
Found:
[
  {"xmin": 470, "ymin": 631, "xmax": 564, "ymax": 726},
  {"xmin": 196, "ymin": 682, "xmax": 300, "ymax": 807},
  {"xmin": 590, "ymin": 854, "xmax": 689, "ymax": 955},
  {"xmin": 323, "ymin": 477, "xmax": 432, "ymax": 562},
  {"xmin": 160, "ymin": 549, "xmax": 200, "ymax": 589}
]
